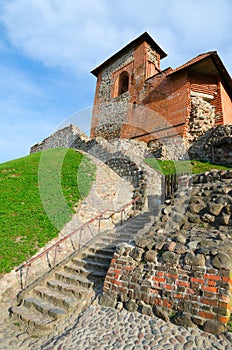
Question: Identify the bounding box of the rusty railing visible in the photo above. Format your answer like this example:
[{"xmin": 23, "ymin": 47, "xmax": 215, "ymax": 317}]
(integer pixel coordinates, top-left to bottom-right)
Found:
[{"xmin": 16, "ymin": 196, "xmax": 139, "ymax": 289}]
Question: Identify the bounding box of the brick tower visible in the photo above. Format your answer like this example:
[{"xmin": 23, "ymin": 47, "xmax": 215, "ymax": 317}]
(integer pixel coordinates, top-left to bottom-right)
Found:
[
  {"xmin": 90, "ymin": 32, "xmax": 167, "ymax": 140},
  {"xmin": 90, "ymin": 32, "xmax": 232, "ymax": 143}
]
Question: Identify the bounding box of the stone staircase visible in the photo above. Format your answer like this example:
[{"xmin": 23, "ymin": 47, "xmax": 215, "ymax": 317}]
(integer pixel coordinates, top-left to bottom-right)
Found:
[{"xmin": 10, "ymin": 211, "xmax": 154, "ymax": 336}]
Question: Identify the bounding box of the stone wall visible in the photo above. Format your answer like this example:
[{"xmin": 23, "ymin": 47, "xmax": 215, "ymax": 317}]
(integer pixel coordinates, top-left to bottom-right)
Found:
[
  {"xmin": 98, "ymin": 49, "xmax": 134, "ymax": 100},
  {"xmin": 100, "ymin": 169, "xmax": 232, "ymax": 334},
  {"xmin": 147, "ymin": 138, "xmax": 188, "ymax": 161},
  {"xmin": 30, "ymin": 124, "xmax": 88, "ymax": 153},
  {"xmin": 146, "ymin": 46, "xmax": 159, "ymax": 68},
  {"xmin": 189, "ymin": 124, "xmax": 232, "ymax": 166},
  {"xmin": 185, "ymin": 95, "xmax": 215, "ymax": 144},
  {"xmin": 145, "ymin": 124, "xmax": 232, "ymax": 163},
  {"xmin": 92, "ymin": 48, "xmax": 134, "ymax": 139},
  {"xmin": 30, "ymin": 125, "xmax": 161, "ymax": 211},
  {"xmin": 95, "ymin": 93, "xmax": 130, "ymax": 139}
]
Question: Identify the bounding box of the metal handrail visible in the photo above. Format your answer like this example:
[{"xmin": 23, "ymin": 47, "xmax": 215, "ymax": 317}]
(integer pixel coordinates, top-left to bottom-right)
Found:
[{"xmin": 16, "ymin": 196, "xmax": 139, "ymax": 289}]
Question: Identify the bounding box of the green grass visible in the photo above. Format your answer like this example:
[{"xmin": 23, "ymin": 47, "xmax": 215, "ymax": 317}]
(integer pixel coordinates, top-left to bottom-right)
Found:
[
  {"xmin": 228, "ymin": 315, "xmax": 232, "ymax": 332},
  {"xmin": 145, "ymin": 158, "xmax": 232, "ymax": 175},
  {"xmin": 0, "ymin": 148, "xmax": 95, "ymax": 275}
]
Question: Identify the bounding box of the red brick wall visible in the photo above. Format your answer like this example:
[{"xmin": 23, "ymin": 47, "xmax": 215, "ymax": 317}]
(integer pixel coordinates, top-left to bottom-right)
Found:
[
  {"xmin": 189, "ymin": 72, "xmax": 218, "ymax": 96},
  {"xmin": 137, "ymin": 71, "xmax": 189, "ymax": 140},
  {"xmin": 188, "ymin": 72, "xmax": 223, "ymax": 125},
  {"xmin": 220, "ymin": 82, "xmax": 232, "ymax": 124},
  {"xmin": 103, "ymin": 252, "xmax": 232, "ymax": 326}
]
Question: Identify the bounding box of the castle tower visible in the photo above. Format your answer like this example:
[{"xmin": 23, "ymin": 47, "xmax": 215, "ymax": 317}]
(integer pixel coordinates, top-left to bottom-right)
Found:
[{"xmin": 90, "ymin": 32, "xmax": 167, "ymax": 140}]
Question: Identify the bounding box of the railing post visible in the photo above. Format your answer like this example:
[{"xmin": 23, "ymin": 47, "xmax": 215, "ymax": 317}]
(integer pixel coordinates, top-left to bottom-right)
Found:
[
  {"xmin": 87, "ymin": 224, "xmax": 94, "ymax": 238},
  {"xmin": 25, "ymin": 264, "xmax": 30, "ymax": 289},
  {"xmin": 53, "ymin": 245, "xmax": 59, "ymax": 267},
  {"xmin": 98, "ymin": 216, "xmax": 101, "ymax": 234},
  {"xmin": 78, "ymin": 228, "xmax": 83, "ymax": 249}
]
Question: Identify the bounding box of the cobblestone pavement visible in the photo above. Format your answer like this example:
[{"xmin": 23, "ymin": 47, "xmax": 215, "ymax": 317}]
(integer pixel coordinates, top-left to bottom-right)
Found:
[{"xmin": 1, "ymin": 303, "xmax": 231, "ymax": 350}]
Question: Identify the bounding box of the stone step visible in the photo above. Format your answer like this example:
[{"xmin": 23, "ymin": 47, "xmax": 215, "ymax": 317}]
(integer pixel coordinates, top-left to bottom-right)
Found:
[
  {"xmin": 93, "ymin": 242, "xmax": 118, "ymax": 250},
  {"xmin": 71, "ymin": 258, "xmax": 110, "ymax": 272},
  {"xmin": 107, "ymin": 232, "xmax": 134, "ymax": 239},
  {"xmin": 80, "ymin": 252, "xmax": 112, "ymax": 264},
  {"xmin": 46, "ymin": 279, "xmax": 88, "ymax": 299},
  {"xmin": 132, "ymin": 216, "xmax": 149, "ymax": 222},
  {"xmin": 55, "ymin": 271, "xmax": 94, "ymax": 289},
  {"xmin": 130, "ymin": 222, "xmax": 149, "ymax": 228},
  {"xmin": 34, "ymin": 286, "xmax": 77, "ymax": 311},
  {"xmin": 10, "ymin": 305, "xmax": 54, "ymax": 333},
  {"xmin": 24, "ymin": 297, "xmax": 66, "ymax": 319},
  {"xmin": 129, "ymin": 215, "xmax": 150, "ymax": 221},
  {"xmin": 85, "ymin": 246, "xmax": 115, "ymax": 257},
  {"xmin": 64, "ymin": 263, "xmax": 106, "ymax": 278},
  {"xmin": 93, "ymin": 242, "xmax": 117, "ymax": 250},
  {"xmin": 124, "ymin": 222, "xmax": 147, "ymax": 229},
  {"xmin": 117, "ymin": 227, "xmax": 138, "ymax": 234},
  {"xmin": 98, "ymin": 236, "xmax": 132, "ymax": 245}
]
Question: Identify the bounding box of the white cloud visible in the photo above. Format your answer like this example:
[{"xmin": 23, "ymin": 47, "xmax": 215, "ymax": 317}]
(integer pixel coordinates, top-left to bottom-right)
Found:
[
  {"xmin": 165, "ymin": 0, "xmax": 231, "ymax": 48},
  {"xmin": 1, "ymin": 0, "xmax": 231, "ymax": 75},
  {"xmin": 0, "ymin": 0, "xmax": 117, "ymax": 72}
]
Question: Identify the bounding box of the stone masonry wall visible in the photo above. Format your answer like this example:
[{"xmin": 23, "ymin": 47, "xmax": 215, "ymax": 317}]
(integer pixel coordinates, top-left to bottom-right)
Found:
[
  {"xmin": 92, "ymin": 48, "xmax": 134, "ymax": 139},
  {"xmin": 95, "ymin": 93, "xmax": 130, "ymax": 139},
  {"xmin": 147, "ymin": 124, "xmax": 232, "ymax": 163},
  {"xmin": 189, "ymin": 124, "xmax": 232, "ymax": 166},
  {"xmin": 185, "ymin": 95, "xmax": 215, "ymax": 144},
  {"xmin": 30, "ymin": 125, "xmax": 161, "ymax": 211},
  {"xmin": 101, "ymin": 169, "xmax": 232, "ymax": 334},
  {"xmin": 30, "ymin": 124, "xmax": 88, "ymax": 153}
]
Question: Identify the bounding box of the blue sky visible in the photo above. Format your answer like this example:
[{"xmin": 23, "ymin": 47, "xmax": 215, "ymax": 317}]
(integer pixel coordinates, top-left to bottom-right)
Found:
[{"xmin": 0, "ymin": 0, "xmax": 231, "ymax": 163}]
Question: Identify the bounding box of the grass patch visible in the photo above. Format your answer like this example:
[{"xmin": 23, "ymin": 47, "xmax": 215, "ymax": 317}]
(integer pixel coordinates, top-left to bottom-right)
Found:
[
  {"xmin": 145, "ymin": 158, "xmax": 232, "ymax": 175},
  {"xmin": 0, "ymin": 148, "xmax": 95, "ymax": 275}
]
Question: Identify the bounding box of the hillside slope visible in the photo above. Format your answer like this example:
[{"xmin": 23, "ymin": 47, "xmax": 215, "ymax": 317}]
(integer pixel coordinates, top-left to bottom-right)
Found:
[{"xmin": 0, "ymin": 148, "xmax": 95, "ymax": 275}]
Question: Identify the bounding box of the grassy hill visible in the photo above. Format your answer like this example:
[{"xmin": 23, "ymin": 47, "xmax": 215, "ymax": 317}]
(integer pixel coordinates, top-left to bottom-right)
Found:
[
  {"xmin": 145, "ymin": 158, "xmax": 232, "ymax": 175},
  {"xmin": 0, "ymin": 148, "xmax": 95, "ymax": 275}
]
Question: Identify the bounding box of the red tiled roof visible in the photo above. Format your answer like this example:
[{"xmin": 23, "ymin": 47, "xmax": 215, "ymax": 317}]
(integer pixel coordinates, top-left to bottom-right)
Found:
[
  {"xmin": 167, "ymin": 51, "xmax": 232, "ymax": 98},
  {"xmin": 168, "ymin": 51, "xmax": 216, "ymax": 75}
]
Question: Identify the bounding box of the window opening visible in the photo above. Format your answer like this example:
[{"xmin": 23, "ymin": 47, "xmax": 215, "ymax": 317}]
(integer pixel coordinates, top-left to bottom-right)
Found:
[{"xmin": 118, "ymin": 71, "xmax": 129, "ymax": 95}]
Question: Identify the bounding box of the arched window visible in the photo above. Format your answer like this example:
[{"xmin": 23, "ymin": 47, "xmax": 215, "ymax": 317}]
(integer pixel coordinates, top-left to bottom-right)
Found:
[{"xmin": 118, "ymin": 71, "xmax": 129, "ymax": 96}]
